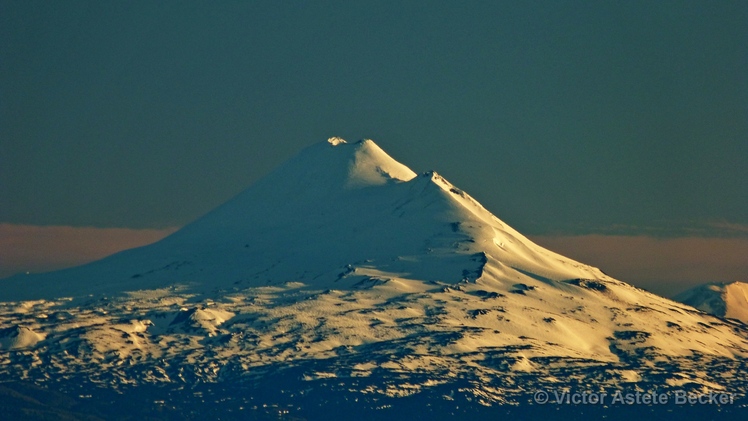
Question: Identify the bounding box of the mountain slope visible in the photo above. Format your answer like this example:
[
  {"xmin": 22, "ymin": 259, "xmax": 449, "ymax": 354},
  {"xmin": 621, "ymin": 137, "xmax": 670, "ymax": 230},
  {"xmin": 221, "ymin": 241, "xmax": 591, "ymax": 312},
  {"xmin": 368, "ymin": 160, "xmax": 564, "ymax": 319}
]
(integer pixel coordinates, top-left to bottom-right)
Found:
[
  {"xmin": 1, "ymin": 138, "xmax": 746, "ymax": 414},
  {"xmin": 674, "ymin": 281, "xmax": 748, "ymax": 323}
]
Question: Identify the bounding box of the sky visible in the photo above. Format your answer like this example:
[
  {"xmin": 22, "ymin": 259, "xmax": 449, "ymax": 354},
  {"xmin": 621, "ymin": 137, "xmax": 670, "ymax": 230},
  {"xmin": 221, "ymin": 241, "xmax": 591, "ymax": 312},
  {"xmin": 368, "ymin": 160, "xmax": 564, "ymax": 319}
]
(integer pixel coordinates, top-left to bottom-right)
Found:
[{"xmin": 1, "ymin": 1, "xmax": 746, "ymax": 295}]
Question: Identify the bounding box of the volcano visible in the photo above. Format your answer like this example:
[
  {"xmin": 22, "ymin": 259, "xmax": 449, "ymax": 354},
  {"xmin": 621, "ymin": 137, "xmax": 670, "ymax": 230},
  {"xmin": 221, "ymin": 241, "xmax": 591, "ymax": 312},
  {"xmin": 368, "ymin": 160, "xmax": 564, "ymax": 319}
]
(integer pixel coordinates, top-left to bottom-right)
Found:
[
  {"xmin": 1, "ymin": 138, "xmax": 746, "ymax": 418},
  {"xmin": 1, "ymin": 137, "xmax": 610, "ymax": 300}
]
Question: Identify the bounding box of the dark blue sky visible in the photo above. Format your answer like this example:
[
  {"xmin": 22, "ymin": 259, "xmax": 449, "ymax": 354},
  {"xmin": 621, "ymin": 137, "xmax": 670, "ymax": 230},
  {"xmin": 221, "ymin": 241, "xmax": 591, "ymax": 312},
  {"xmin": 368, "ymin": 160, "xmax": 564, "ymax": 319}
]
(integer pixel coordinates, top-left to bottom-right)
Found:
[{"xmin": 2, "ymin": 1, "xmax": 746, "ymax": 236}]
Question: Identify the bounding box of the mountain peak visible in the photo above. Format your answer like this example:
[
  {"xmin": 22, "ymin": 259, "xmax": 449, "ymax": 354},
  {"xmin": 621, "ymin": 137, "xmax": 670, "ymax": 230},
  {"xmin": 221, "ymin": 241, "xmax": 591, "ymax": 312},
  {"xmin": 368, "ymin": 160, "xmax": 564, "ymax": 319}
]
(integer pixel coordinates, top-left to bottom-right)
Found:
[
  {"xmin": 287, "ymin": 137, "xmax": 417, "ymax": 189},
  {"xmin": 674, "ymin": 281, "xmax": 748, "ymax": 323},
  {"xmin": 344, "ymin": 138, "xmax": 416, "ymax": 188}
]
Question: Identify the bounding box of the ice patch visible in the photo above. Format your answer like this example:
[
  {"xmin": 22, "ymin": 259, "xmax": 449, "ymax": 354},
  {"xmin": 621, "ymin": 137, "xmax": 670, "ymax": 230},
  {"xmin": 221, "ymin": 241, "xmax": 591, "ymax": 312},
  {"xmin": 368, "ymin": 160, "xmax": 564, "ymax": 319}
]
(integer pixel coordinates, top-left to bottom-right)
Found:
[{"xmin": 328, "ymin": 137, "xmax": 346, "ymax": 146}]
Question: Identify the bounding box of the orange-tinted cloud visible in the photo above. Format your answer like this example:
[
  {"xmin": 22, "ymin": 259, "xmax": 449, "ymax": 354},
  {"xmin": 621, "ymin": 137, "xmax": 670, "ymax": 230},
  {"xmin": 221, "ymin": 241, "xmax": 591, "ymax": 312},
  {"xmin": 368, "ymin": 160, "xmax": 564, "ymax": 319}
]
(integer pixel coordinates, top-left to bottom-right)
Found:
[
  {"xmin": 0, "ymin": 224, "xmax": 178, "ymax": 278},
  {"xmin": 530, "ymin": 234, "xmax": 748, "ymax": 296}
]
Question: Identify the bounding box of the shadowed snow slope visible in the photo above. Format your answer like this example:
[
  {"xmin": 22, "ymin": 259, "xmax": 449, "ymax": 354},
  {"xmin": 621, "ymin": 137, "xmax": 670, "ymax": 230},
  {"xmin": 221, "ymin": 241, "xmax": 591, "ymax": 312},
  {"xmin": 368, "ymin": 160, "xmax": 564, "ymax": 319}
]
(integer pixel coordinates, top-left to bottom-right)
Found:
[
  {"xmin": 674, "ymin": 281, "xmax": 748, "ymax": 323},
  {"xmin": 1, "ymin": 138, "xmax": 747, "ymax": 410}
]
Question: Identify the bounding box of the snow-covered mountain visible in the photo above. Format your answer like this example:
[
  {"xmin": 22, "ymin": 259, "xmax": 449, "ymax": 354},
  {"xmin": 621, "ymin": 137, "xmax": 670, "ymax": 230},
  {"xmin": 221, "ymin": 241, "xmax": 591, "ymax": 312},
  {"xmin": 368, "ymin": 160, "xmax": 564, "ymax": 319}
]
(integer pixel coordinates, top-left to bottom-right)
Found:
[
  {"xmin": 1, "ymin": 138, "xmax": 746, "ymax": 418},
  {"xmin": 674, "ymin": 281, "xmax": 748, "ymax": 324},
  {"xmin": 0, "ymin": 137, "xmax": 609, "ymax": 301}
]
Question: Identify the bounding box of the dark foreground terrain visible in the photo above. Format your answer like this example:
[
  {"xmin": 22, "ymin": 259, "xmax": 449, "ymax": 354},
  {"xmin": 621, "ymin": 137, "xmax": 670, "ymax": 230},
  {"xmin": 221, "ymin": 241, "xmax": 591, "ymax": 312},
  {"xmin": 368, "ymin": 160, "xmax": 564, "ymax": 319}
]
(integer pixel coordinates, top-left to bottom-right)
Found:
[{"xmin": 2, "ymin": 373, "xmax": 746, "ymax": 421}]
